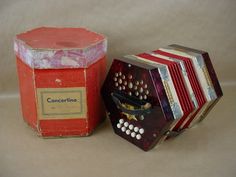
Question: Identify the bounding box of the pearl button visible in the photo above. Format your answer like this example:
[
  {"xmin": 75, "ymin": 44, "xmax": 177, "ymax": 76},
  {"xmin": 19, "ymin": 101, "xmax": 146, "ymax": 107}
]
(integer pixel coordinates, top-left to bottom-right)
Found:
[
  {"xmin": 119, "ymin": 119, "xmax": 124, "ymax": 124},
  {"xmin": 128, "ymin": 124, "xmax": 134, "ymax": 130},
  {"xmin": 115, "ymin": 73, "xmax": 119, "ymax": 77},
  {"xmin": 134, "ymin": 127, "xmax": 139, "ymax": 132},
  {"xmin": 143, "ymin": 95, "xmax": 147, "ymax": 99},
  {"xmin": 131, "ymin": 132, "xmax": 136, "ymax": 138},
  {"xmin": 124, "ymin": 122, "xmax": 129, "ymax": 127},
  {"xmin": 118, "ymin": 79, "xmax": 122, "ymax": 84},
  {"xmin": 139, "ymin": 87, "xmax": 143, "ymax": 93},
  {"xmin": 117, "ymin": 123, "xmax": 121, "ymax": 129},
  {"xmin": 128, "ymin": 82, "xmax": 133, "ymax": 89},
  {"xmin": 119, "ymin": 72, "xmax": 122, "ymax": 76},
  {"xmin": 115, "ymin": 82, "xmax": 118, "ymax": 87},
  {"xmin": 140, "ymin": 115, "xmax": 144, "ymax": 120},
  {"xmin": 126, "ymin": 129, "xmax": 131, "ymax": 135},
  {"xmin": 136, "ymin": 134, "xmax": 142, "ymax": 140},
  {"xmin": 139, "ymin": 128, "xmax": 144, "ymax": 134},
  {"xmin": 113, "ymin": 77, "xmax": 117, "ymax": 81},
  {"xmin": 124, "ymin": 81, "xmax": 127, "ymax": 85},
  {"xmin": 121, "ymin": 127, "xmax": 126, "ymax": 132},
  {"xmin": 144, "ymin": 84, "xmax": 147, "ymax": 88}
]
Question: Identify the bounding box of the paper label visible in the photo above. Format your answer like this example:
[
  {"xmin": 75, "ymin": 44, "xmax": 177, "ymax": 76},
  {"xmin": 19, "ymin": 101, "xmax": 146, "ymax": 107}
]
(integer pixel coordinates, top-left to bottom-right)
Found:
[{"xmin": 37, "ymin": 87, "xmax": 87, "ymax": 119}]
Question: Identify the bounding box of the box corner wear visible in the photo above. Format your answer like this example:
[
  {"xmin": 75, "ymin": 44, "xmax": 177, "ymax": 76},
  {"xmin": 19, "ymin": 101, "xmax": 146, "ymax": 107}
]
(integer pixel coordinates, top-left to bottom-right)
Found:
[{"xmin": 15, "ymin": 27, "xmax": 107, "ymax": 137}]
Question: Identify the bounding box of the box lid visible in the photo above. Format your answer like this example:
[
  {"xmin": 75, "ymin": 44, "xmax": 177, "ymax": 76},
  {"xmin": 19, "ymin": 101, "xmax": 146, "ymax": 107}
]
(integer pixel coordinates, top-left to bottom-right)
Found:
[{"xmin": 14, "ymin": 27, "xmax": 107, "ymax": 69}]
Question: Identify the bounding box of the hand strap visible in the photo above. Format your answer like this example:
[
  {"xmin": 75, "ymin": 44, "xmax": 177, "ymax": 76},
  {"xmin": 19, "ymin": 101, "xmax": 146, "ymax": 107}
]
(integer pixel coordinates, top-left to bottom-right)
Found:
[{"xmin": 111, "ymin": 92, "xmax": 151, "ymax": 117}]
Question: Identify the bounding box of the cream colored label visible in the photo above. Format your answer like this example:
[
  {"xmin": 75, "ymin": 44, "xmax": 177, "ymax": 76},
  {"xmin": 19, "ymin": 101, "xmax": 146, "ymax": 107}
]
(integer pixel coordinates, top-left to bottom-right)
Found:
[{"xmin": 37, "ymin": 87, "xmax": 87, "ymax": 119}]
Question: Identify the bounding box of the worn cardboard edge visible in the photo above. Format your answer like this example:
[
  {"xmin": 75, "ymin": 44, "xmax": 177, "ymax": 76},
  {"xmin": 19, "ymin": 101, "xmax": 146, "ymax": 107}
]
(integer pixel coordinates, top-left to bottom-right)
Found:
[
  {"xmin": 13, "ymin": 29, "xmax": 108, "ymax": 69},
  {"xmin": 36, "ymin": 115, "xmax": 106, "ymax": 138},
  {"xmin": 14, "ymin": 26, "xmax": 107, "ymax": 51}
]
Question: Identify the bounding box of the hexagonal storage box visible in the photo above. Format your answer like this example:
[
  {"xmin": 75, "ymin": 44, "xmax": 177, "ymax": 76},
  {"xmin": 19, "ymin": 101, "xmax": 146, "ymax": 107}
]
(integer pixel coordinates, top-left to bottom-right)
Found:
[{"xmin": 14, "ymin": 27, "xmax": 107, "ymax": 137}]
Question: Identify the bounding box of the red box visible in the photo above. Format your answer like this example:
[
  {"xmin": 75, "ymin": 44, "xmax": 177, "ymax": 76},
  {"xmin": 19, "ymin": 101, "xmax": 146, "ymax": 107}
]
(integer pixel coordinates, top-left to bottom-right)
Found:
[{"xmin": 14, "ymin": 27, "xmax": 107, "ymax": 137}]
